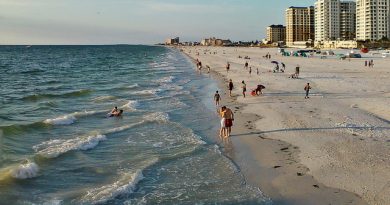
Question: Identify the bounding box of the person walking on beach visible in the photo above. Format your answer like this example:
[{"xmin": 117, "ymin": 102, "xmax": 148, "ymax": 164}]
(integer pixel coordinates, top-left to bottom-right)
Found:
[
  {"xmin": 214, "ymin": 91, "xmax": 221, "ymax": 107},
  {"xmin": 365, "ymin": 60, "xmax": 368, "ymax": 67},
  {"xmin": 249, "ymin": 67, "xmax": 252, "ymax": 75},
  {"xmin": 281, "ymin": 62, "xmax": 286, "ymax": 71},
  {"xmin": 241, "ymin": 80, "xmax": 247, "ymax": 98},
  {"xmin": 370, "ymin": 59, "xmax": 374, "ymax": 68},
  {"xmin": 304, "ymin": 83, "xmax": 311, "ymax": 99},
  {"xmin": 226, "ymin": 62, "xmax": 230, "ymax": 73},
  {"xmin": 256, "ymin": 68, "xmax": 259, "ymax": 75},
  {"xmin": 295, "ymin": 65, "xmax": 300, "ymax": 78},
  {"xmin": 244, "ymin": 61, "xmax": 249, "ymax": 69},
  {"xmin": 228, "ymin": 79, "xmax": 234, "ymax": 97}
]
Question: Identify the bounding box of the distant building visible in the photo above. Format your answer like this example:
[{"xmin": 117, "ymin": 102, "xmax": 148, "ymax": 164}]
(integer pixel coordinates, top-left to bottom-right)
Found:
[
  {"xmin": 165, "ymin": 37, "xmax": 180, "ymax": 45},
  {"xmin": 286, "ymin": 6, "xmax": 315, "ymax": 47},
  {"xmin": 314, "ymin": 40, "xmax": 358, "ymax": 48},
  {"xmin": 356, "ymin": 0, "xmax": 390, "ymax": 41},
  {"xmin": 315, "ymin": 0, "xmax": 341, "ymax": 42},
  {"xmin": 200, "ymin": 37, "xmax": 232, "ymax": 46},
  {"xmin": 340, "ymin": 1, "xmax": 356, "ymax": 40},
  {"xmin": 266, "ymin": 25, "xmax": 286, "ymax": 43}
]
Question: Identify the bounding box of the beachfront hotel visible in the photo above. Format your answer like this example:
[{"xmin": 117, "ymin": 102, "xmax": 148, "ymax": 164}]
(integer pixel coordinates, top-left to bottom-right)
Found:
[
  {"xmin": 286, "ymin": 6, "xmax": 315, "ymax": 47},
  {"xmin": 314, "ymin": 0, "xmax": 356, "ymax": 42},
  {"xmin": 266, "ymin": 25, "xmax": 286, "ymax": 43},
  {"xmin": 315, "ymin": 0, "xmax": 341, "ymax": 42},
  {"xmin": 356, "ymin": 0, "xmax": 390, "ymax": 41},
  {"xmin": 340, "ymin": 1, "xmax": 357, "ymax": 40}
]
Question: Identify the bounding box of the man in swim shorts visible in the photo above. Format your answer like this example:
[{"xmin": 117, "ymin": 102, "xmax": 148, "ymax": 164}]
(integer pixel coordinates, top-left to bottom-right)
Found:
[{"xmin": 223, "ymin": 106, "xmax": 234, "ymax": 137}]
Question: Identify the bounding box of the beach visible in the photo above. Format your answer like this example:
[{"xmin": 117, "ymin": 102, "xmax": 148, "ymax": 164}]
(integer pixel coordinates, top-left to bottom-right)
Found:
[{"xmin": 182, "ymin": 46, "xmax": 390, "ymax": 205}]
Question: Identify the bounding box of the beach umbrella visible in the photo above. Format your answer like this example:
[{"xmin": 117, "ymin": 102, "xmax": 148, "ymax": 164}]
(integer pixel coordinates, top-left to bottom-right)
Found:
[{"xmin": 271, "ymin": 61, "xmax": 278, "ymax": 64}]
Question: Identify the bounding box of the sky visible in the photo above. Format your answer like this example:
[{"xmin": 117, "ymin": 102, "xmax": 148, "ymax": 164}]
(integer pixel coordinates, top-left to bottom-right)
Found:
[{"xmin": 0, "ymin": 0, "xmax": 314, "ymax": 45}]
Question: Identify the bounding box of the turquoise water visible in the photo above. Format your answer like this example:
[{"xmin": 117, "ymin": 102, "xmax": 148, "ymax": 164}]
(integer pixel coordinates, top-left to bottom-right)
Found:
[{"xmin": 0, "ymin": 45, "xmax": 268, "ymax": 204}]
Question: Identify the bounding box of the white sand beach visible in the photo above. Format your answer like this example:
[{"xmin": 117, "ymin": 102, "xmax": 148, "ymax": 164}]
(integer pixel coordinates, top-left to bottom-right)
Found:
[{"xmin": 182, "ymin": 46, "xmax": 390, "ymax": 205}]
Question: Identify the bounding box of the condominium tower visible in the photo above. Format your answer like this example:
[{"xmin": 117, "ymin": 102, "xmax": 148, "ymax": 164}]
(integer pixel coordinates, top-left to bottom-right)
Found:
[
  {"xmin": 340, "ymin": 1, "xmax": 357, "ymax": 40},
  {"xmin": 286, "ymin": 6, "xmax": 315, "ymax": 46},
  {"xmin": 266, "ymin": 25, "xmax": 286, "ymax": 42},
  {"xmin": 315, "ymin": 0, "xmax": 341, "ymax": 41},
  {"xmin": 356, "ymin": 0, "xmax": 390, "ymax": 40}
]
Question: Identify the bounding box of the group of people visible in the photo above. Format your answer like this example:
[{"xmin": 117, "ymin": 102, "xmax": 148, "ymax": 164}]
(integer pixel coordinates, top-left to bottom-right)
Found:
[
  {"xmin": 364, "ymin": 60, "xmax": 374, "ymax": 68},
  {"xmin": 214, "ymin": 91, "xmax": 234, "ymax": 139},
  {"xmin": 263, "ymin": 53, "xmax": 272, "ymax": 59}
]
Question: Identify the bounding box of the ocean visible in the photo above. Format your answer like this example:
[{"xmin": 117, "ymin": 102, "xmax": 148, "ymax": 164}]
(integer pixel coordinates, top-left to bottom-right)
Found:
[{"xmin": 0, "ymin": 45, "xmax": 269, "ymax": 204}]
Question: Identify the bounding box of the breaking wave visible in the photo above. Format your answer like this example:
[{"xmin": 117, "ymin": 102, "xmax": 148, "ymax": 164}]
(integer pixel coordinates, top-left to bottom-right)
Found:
[
  {"xmin": 33, "ymin": 134, "xmax": 107, "ymax": 158},
  {"xmin": 80, "ymin": 170, "xmax": 144, "ymax": 204},
  {"xmin": 0, "ymin": 161, "xmax": 39, "ymax": 181},
  {"xmin": 43, "ymin": 110, "xmax": 100, "ymax": 125}
]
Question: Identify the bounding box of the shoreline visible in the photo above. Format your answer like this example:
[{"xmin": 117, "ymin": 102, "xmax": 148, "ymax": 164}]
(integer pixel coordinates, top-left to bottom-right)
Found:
[{"xmin": 177, "ymin": 46, "xmax": 389, "ymax": 205}]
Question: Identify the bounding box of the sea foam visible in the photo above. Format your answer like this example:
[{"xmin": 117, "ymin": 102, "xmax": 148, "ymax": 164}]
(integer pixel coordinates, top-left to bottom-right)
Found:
[
  {"xmin": 104, "ymin": 122, "xmax": 145, "ymax": 135},
  {"xmin": 121, "ymin": 100, "xmax": 139, "ymax": 110},
  {"xmin": 43, "ymin": 115, "xmax": 76, "ymax": 125},
  {"xmin": 10, "ymin": 162, "xmax": 39, "ymax": 179},
  {"xmin": 81, "ymin": 170, "xmax": 144, "ymax": 204},
  {"xmin": 143, "ymin": 112, "xmax": 170, "ymax": 123},
  {"xmin": 43, "ymin": 110, "xmax": 99, "ymax": 125},
  {"xmin": 34, "ymin": 134, "xmax": 107, "ymax": 158},
  {"xmin": 154, "ymin": 76, "xmax": 175, "ymax": 84},
  {"xmin": 131, "ymin": 89, "xmax": 160, "ymax": 95}
]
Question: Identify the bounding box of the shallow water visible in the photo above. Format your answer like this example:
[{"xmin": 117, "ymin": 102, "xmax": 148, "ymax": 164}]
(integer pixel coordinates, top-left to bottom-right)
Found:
[{"xmin": 0, "ymin": 45, "xmax": 269, "ymax": 204}]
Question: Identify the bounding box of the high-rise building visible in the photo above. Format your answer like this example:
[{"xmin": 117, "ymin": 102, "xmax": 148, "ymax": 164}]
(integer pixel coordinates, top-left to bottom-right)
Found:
[
  {"xmin": 340, "ymin": 1, "xmax": 357, "ymax": 40},
  {"xmin": 266, "ymin": 25, "xmax": 286, "ymax": 42},
  {"xmin": 286, "ymin": 6, "xmax": 315, "ymax": 46},
  {"xmin": 315, "ymin": 0, "xmax": 341, "ymax": 42},
  {"xmin": 356, "ymin": 0, "xmax": 390, "ymax": 41},
  {"xmin": 165, "ymin": 37, "xmax": 180, "ymax": 45}
]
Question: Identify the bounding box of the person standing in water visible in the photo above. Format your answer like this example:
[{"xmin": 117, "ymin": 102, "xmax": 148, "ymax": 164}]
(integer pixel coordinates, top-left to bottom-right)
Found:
[
  {"xmin": 214, "ymin": 91, "xmax": 221, "ymax": 107},
  {"xmin": 228, "ymin": 79, "xmax": 234, "ymax": 97},
  {"xmin": 304, "ymin": 83, "xmax": 311, "ymax": 99},
  {"xmin": 219, "ymin": 106, "xmax": 227, "ymax": 138},
  {"xmin": 223, "ymin": 106, "xmax": 234, "ymax": 138},
  {"xmin": 241, "ymin": 80, "xmax": 247, "ymax": 98}
]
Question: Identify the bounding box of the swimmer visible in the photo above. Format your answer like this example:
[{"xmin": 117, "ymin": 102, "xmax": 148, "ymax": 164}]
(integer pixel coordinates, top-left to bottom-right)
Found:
[{"xmin": 110, "ymin": 109, "xmax": 123, "ymax": 117}]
